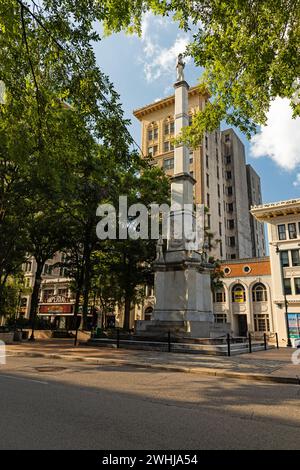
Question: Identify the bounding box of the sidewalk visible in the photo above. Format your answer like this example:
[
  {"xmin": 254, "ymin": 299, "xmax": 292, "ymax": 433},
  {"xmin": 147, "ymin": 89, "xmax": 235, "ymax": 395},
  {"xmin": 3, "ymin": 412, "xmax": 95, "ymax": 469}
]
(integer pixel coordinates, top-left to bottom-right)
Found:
[{"xmin": 5, "ymin": 339, "xmax": 300, "ymax": 385}]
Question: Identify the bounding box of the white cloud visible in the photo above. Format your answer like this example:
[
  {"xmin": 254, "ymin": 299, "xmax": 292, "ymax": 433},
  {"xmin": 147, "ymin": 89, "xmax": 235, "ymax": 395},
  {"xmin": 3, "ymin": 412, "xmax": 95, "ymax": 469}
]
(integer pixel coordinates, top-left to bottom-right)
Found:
[
  {"xmin": 293, "ymin": 174, "xmax": 300, "ymax": 187},
  {"xmin": 140, "ymin": 12, "xmax": 191, "ymax": 83},
  {"xmin": 250, "ymin": 97, "xmax": 300, "ymax": 171}
]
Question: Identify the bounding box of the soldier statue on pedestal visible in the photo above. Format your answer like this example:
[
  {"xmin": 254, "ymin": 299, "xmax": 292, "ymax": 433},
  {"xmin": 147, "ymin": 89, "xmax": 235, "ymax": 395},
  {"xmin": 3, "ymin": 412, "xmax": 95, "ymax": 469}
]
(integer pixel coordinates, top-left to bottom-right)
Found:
[{"xmin": 176, "ymin": 53, "xmax": 185, "ymax": 82}]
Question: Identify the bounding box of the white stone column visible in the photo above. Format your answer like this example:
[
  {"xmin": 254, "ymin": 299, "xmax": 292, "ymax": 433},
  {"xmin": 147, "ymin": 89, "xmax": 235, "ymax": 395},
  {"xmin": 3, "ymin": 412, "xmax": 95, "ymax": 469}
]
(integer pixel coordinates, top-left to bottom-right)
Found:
[{"xmin": 168, "ymin": 80, "xmax": 196, "ymax": 253}]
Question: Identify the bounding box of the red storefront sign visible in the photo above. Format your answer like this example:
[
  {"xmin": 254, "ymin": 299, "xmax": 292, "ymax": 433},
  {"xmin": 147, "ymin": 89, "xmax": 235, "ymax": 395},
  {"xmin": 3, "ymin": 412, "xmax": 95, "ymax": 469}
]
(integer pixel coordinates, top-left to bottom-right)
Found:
[{"xmin": 39, "ymin": 304, "xmax": 73, "ymax": 314}]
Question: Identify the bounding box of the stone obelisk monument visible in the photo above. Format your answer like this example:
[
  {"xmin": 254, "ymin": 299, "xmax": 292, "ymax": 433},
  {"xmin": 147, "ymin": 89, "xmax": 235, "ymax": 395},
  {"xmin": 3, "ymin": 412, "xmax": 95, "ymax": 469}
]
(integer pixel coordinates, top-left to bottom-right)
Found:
[{"xmin": 149, "ymin": 55, "xmax": 216, "ymax": 338}]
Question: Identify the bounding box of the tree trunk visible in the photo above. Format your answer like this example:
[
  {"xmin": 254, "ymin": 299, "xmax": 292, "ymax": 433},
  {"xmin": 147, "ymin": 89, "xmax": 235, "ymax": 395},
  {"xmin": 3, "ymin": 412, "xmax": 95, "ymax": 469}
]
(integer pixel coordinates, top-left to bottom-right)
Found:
[
  {"xmin": 123, "ymin": 292, "xmax": 131, "ymax": 331},
  {"xmin": 29, "ymin": 260, "xmax": 44, "ymax": 341},
  {"xmin": 72, "ymin": 287, "xmax": 81, "ymax": 330},
  {"xmin": 82, "ymin": 246, "xmax": 91, "ymax": 330}
]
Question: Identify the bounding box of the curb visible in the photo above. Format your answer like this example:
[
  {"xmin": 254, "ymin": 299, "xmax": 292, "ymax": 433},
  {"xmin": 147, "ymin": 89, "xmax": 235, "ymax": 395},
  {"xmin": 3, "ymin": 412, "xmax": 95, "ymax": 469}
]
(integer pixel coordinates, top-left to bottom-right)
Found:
[{"xmin": 7, "ymin": 350, "xmax": 300, "ymax": 385}]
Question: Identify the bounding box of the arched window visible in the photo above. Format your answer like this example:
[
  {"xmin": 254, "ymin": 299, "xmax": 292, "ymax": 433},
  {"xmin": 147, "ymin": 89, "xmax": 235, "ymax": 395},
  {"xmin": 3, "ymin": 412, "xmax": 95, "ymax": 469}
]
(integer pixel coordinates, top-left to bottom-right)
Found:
[
  {"xmin": 231, "ymin": 284, "xmax": 246, "ymax": 303},
  {"xmin": 252, "ymin": 283, "xmax": 267, "ymax": 302},
  {"xmin": 214, "ymin": 288, "xmax": 226, "ymax": 303},
  {"xmin": 144, "ymin": 307, "xmax": 153, "ymax": 321}
]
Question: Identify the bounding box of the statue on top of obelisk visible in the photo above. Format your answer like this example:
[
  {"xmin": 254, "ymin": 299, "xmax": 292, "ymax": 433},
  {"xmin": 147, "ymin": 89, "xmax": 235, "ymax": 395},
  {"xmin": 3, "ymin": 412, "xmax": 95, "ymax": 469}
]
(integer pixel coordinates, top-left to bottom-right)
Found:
[{"xmin": 176, "ymin": 53, "xmax": 185, "ymax": 82}]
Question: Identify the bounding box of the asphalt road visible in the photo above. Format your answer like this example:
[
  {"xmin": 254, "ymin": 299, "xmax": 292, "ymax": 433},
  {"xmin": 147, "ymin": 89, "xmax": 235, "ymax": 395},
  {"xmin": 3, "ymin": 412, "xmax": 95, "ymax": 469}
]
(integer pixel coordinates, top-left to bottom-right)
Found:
[{"xmin": 0, "ymin": 356, "xmax": 300, "ymax": 450}]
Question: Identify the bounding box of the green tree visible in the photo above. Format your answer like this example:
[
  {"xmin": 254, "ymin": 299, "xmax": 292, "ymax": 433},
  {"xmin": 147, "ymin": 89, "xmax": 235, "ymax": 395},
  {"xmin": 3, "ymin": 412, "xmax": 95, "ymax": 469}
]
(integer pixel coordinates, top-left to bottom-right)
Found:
[
  {"xmin": 0, "ymin": 0, "xmax": 137, "ymax": 330},
  {"xmin": 91, "ymin": 164, "xmax": 169, "ymax": 331},
  {"xmin": 16, "ymin": 0, "xmax": 298, "ymax": 143}
]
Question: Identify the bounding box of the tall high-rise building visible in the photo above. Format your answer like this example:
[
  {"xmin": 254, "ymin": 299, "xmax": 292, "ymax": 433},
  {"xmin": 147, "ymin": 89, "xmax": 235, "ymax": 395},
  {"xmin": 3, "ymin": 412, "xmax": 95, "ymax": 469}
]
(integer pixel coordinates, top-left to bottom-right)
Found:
[
  {"xmin": 133, "ymin": 87, "xmax": 265, "ymax": 260},
  {"xmin": 246, "ymin": 164, "xmax": 266, "ymax": 258},
  {"xmin": 221, "ymin": 128, "xmax": 266, "ymax": 259}
]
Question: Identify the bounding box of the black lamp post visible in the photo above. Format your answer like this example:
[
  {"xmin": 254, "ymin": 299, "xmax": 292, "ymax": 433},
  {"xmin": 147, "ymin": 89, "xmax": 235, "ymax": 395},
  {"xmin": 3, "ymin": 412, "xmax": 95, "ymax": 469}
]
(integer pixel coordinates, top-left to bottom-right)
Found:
[{"xmin": 275, "ymin": 245, "xmax": 292, "ymax": 347}]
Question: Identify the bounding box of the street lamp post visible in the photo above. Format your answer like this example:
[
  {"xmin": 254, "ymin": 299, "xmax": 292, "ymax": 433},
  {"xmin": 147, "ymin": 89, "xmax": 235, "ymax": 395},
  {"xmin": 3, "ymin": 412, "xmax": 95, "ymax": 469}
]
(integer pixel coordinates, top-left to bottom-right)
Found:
[{"xmin": 275, "ymin": 245, "xmax": 292, "ymax": 347}]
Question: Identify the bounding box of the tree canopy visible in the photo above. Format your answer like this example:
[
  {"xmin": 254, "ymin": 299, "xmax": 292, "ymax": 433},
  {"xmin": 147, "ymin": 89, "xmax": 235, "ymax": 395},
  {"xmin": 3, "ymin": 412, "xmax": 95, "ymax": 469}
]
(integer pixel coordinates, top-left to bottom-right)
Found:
[
  {"xmin": 2, "ymin": 0, "xmax": 298, "ymax": 143},
  {"xmin": 8, "ymin": 0, "xmax": 297, "ymax": 147}
]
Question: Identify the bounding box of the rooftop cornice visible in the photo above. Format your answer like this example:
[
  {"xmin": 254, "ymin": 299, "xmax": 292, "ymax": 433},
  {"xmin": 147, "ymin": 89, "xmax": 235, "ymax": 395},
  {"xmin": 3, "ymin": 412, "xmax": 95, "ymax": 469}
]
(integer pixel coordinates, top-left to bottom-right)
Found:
[
  {"xmin": 251, "ymin": 199, "xmax": 300, "ymax": 220},
  {"xmin": 133, "ymin": 85, "xmax": 209, "ymax": 120}
]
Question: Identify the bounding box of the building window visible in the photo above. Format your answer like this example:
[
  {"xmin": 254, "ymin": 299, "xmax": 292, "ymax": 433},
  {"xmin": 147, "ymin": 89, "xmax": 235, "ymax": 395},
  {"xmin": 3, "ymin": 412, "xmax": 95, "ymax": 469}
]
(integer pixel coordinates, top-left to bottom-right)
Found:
[
  {"xmin": 42, "ymin": 289, "xmax": 55, "ymax": 302},
  {"xmin": 58, "ymin": 288, "xmax": 68, "ymax": 296},
  {"xmin": 43, "ymin": 264, "xmax": 53, "ymax": 275},
  {"xmin": 189, "ymin": 115, "xmax": 193, "ymax": 126},
  {"xmin": 59, "ymin": 267, "xmax": 67, "ymax": 277},
  {"xmin": 205, "ymin": 135, "xmax": 208, "ymax": 149},
  {"xmin": 226, "ymin": 171, "xmax": 232, "ymax": 180},
  {"xmin": 280, "ymin": 250, "xmax": 289, "ymax": 268},
  {"xmin": 189, "ymin": 151, "xmax": 193, "ymax": 164},
  {"xmin": 231, "ymin": 254, "xmax": 236, "ymax": 259},
  {"xmin": 219, "ymin": 222, "xmax": 222, "ymax": 236},
  {"xmin": 229, "ymin": 236, "xmax": 235, "ymax": 247},
  {"xmin": 207, "ymin": 193, "xmax": 210, "ymax": 208},
  {"xmin": 223, "ymin": 267, "xmax": 231, "ymax": 275},
  {"xmin": 148, "ymin": 145, "xmax": 158, "ymax": 157},
  {"xmin": 206, "ymin": 155, "xmax": 209, "ymax": 169},
  {"xmin": 25, "ymin": 261, "xmax": 32, "ymax": 272},
  {"xmin": 288, "ymin": 223, "xmax": 297, "ymax": 239},
  {"xmin": 227, "ymin": 203, "xmax": 234, "ymax": 213},
  {"xmin": 225, "ymin": 134, "xmax": 230, "ymax": 142},
  {"xmin": 252, "ymin": 283, "xmax": 267, "ymax": 302},
  {"xmin": 163, "ymin": 141, "xmax": 174, "ymax": 153},
  {"xmin": 294, "ymin": 278, "xmax": 300, "ymax": 295},
  {"xmin": 207, "ymin": 214, "xmax": 211, "ymax": 229},
  {"xmin": 284, "ymin": 278, "xmax": 292, "ymax": 295},
  {"xmin": 218, "ymin": 203, "xmax": 221, "ymax": 217},
  {"xmin": 227, "ymin": 186, "xmax": 233, "ymax": 196},
  {"xmin": 145, "ymin": 285, "xmax": 154, "ymax": 297},
  {"xmin": 254, "ymin": 314, "xmax": 270, "ymax": 332},
  {"xmin": 227, "ymin": 219, "xmax": 235, "ymax": 230},
  {"xmin": 214, "ymin": 289, "xmax": 226, "ymax": 303},
  {"xmin": 291, "ymin": 249, "xmax": 300, "ymax": 267},
  {"xmin": 220, "ymin": 242, "xmax": 223, "ymax": 258},
  {"xmin": 243, "ymin": 266, "xmax": 251, "ymax": 274},
  {"xmin": 206, "ymin": 173, "xmax": 209, "ymax": 187},
  {"xmin": 164, "ymin": 121, "xmax": 174, "ymax": 135},
  {"xmin": 163, "ymin": 157, "xmax": 174, "ymax": 170},
  {"xmin": 144, "ymin": 306, "xmax": 153, "ymax": 321},
  {"xmin": 217, "ymin": 184, "xmax": 220, "ymax": 198},
  {"xmin": 216, "ymin": 148, "xmax": 219, "ymax": 161},
  {"xmin": 232, "ymin": 284, "xmax": 246, "ymax": 302},
  {"xmin": 225, "ymin": 155, "xmax": 231, "ymax": 165},
  {"xmin": 148, "ymin": 125, "xmax": 158, "ymax": 141},
  {"xmin": 217, "ymin": 166, "xmax": 220, "ymax": 179},
  {"xmin": 278, "ymin": 224, "xmax": 286, "ymax": 240},
  {"xmin": 214, "ymin": 313, "xmax": 227, "ymax": 324}
]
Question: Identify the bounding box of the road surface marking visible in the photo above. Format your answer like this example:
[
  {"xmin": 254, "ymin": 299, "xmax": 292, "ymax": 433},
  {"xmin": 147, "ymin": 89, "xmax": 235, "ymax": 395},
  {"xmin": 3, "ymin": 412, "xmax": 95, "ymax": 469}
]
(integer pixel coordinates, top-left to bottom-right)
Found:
[{"xmin": 0, "ymin": 374, "xmax": 48, "ymax": 385}]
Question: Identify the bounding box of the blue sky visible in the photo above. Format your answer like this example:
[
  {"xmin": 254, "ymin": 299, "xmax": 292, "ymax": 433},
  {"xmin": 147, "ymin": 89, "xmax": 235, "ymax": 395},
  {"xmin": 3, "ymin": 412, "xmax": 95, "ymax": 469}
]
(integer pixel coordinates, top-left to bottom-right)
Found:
[{"xmin": 93, "ymin": 13, "xmax": 300, "ymax": 205}]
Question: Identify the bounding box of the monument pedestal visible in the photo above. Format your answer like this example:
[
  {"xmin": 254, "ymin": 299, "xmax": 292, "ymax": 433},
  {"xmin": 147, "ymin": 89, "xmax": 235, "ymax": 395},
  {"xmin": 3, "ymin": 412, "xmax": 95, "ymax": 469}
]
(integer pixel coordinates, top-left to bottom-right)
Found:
[
  {"xmin": 136, "ymin": 250, "xmax": 225, "ymax": 339},
  {"xmin": 156, "ymin": 252, "xmax": 215, "ymax": 338}
]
